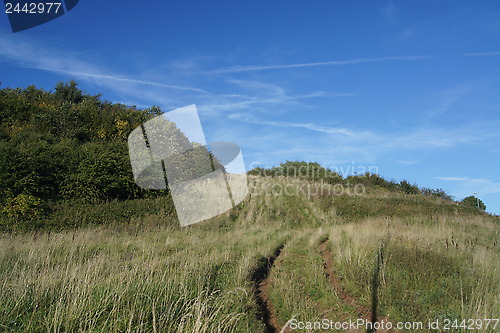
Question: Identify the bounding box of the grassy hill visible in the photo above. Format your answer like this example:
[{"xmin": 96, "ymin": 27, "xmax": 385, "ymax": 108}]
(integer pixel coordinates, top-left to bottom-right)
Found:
[
  {"xmin": 0, "ymin": 175, "xmax": 498, "ymax": 332},
  {"xmin": 0, "ymin": 82, "xmax": 498, "ymax": 332}
]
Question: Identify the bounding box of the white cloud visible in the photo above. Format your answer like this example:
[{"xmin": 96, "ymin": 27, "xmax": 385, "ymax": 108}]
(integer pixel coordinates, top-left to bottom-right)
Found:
[
  {"xmin": 424, "ymin": 82, "xmax": 482, "ymax": 119},
  {"xmin": 199, "ymin": 78, "xmax": 354, "ymax": 117},
  {"xmin": 227, "ymin": 112, "xmax": 499, "ymax": 160},
  {"xmin": 435, "ymin": 177, "xmax": 500, "ymax": 197},
  {"xmin": 212, "ymin": 55, "xmax": 432, "ymax": 73},
  {"xmin": 2, "ymin": 34, "xmax": 500, "ymax": 178},
  {"xmin": 228, "ymin": 112, "xmax": 358, "ymax": 136},
  {"xmin": 436, "ymin": 177, "xmax": 475, "ymax": 181},
  {"xmin": 382, "ymin": 3, "xmax": 396, "ymax": 23},
  {"xmin": 34, "ymin": 66, "xmax": 207, "ymax": 93},
  {"xmin": 397, "ymin": 27, "xmax": 417, "ymax": 41},
  {"xmin": 0, "ymin": 36, "xmax": 357, "ymax": 118},
  {"xmin": 0, "ymin": 35, "xmax": 207, "ymax": 94},
  {"xmin": 463, "ymin": 51, "xmax": 500, "ymax": 56},
  {"xmin": 397, "ymin": 160, "xmax": 419, "ymax": 165}
]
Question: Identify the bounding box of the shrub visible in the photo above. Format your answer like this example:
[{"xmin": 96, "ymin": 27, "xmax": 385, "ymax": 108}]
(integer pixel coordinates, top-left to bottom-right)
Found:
[
  {"xmin": 1, "ymin": 194, "xmax": 46, "ymax": 220},
  {"xmin": 461, "ymin": 195, "xmax": 486, "ymax": 211}
]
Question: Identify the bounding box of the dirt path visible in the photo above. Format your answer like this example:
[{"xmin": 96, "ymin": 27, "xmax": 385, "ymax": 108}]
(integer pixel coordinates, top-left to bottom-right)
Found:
[
  {"xmin": 251, "ymin": 244, "xmax": 292, "ymax": 333},
  {"xmin": 319, "ymin": 238, "xmax": 396, "ymax": 333},
  {"xmin": 250, "ymin": 235, "xmax": 390, "ymax": 332},
  {"xmin": 319, "ymin": 239, "xmax": 372, "ymax": 320}
]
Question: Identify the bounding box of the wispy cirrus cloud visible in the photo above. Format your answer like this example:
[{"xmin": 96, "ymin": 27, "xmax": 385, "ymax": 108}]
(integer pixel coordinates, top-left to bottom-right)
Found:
[
  {"xmin": 462, "ymin": 51, "xmax": 500, "ymax": 56},
  {"xmin": 212, "ymin": 51, "xmax": 500, "ymax": 75},
  {"xmin": 397, "ymin": 26, "xmax": 417, "ymax": 41},
  {"xmin": 0, "ymin": 35, "xmax": 357, "ymax": 112},
  {"xmin": 33, "ymin": 66, "xmax": 207, "ymax": 93},
  {"xmin": 3, "ymin": 33, "xmax": 499, "ymax": 171},
  {"xmin": 381, "ymin": 3, "xmax": 396, "ymax": 23},
  {"xmin": 0, "ymin": 35, "xmax": 207, "ymax": 94},
  {"xmin": 198, "ymin": 78, "xmax": 355, "ymax": 117},
  {"xmin": 435, "ymin": 177, "xmax": 500, "ymax": 197},
  {"xmin": 424, "ymin": 82, "xmax": 480, "ymax": 119},
  {"xmin": 228, "ymin": 112, "xmax": 359, "ymax": 136},
  {"xmin": 397, "ymin": 160, "xmax": 419, "ymax": 165},
  {"xmin": 212, "ymin": 55, "xmax": 433, "ymax": 73},
  {"xmin": 436, "ymin": 177, "xmax": 475, "ymax": 181},
  {"xmin": 228, "ymin": 111, "xmax": 498, "ymax": 153},
  {"xmin": 221, "ymin": 111, "xmax": 500, "ymax": 170}
]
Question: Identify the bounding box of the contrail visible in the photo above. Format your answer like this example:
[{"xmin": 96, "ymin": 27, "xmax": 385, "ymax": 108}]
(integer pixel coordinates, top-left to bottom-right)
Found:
[
  {"xmin": 32, "ymin": 66, "xmax": 208, "ymax": 93},
  {"xmin": 213, "ymin": 55, "xmax": 433, "ymax": 73}
]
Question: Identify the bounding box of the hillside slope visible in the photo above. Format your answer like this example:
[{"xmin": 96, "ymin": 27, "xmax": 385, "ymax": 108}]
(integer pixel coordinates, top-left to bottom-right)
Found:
[{"xmin": 0, "ymin": 176, "xmax": 498, "ymax": 332}]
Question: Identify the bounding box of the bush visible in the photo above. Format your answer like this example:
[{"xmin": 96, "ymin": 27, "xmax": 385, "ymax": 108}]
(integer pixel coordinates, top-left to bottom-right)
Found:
[
  {"xmin": 1, "ymin": 194, "xmax": 46, "ymax": 220},
  {"xmin": 461, "ymin": 195, "xmax": 486, "ymax": 211}
]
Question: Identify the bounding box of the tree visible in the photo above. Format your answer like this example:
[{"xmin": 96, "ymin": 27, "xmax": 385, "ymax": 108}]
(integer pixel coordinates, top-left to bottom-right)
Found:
[
  {"xmin": 398, "ymin": 179, "xmax": 420, "ymax": 195},
  {"xmin": 54, "ymin": 80, "xmax": 83, "ymax": 104},
  {"xmin": 421, "ymin": 187, "xmax": 453, "ymax": 200},
  {"xmin": 461, "ymin": 195, "xmax": 486, "ymax": 211}
]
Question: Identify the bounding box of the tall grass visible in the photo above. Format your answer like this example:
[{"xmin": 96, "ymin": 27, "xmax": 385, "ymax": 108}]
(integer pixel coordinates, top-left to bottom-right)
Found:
[
  {"xmin": 323, "ymin": 216, "xmax": 499, "ymax": 331},
  {"xmin": 268, "ymin": 229, "xmax": 361, "ymax": 328},
  {"xmin": 0, "ymin": 221, "xmax": 289, "ymax": 332},
  {"xmin": 0, "ymin": 176, "xmax": 498, "ymax": 332}
]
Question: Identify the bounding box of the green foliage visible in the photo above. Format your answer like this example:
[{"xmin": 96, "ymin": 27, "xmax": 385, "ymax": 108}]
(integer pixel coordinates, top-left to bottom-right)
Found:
[
  {"xmin": 461, "ymin": 195, "xmax": 486, "ymax": 211},
  {"xmin": 0, "ymin": 82, "xmax": 155, "ymax": 206},
  {"xmin": 421, "ymin": 187, "xmax": 454, "ymax": 200},
  {"xmin": 54, "ymin": 80, "xmax": 83, "ymax": 104},
  {"xmin": 249, "ymin": 160, "xmax": 342, "ymax": 181},
  {"xmin": 1, "ymin": 193, "xmax": 45, "ymax": 220},
  {"xmin": 0, "ymin": 81, "xmax": 476, "ymax": 231},
  {"xmin": 59, "ymin": 142, "xmax": 141, "ymax": 202},
  {"xmin": 0, "ymin": 81, "xmax": 230, "ymax": 230},
  {"xmin": 398, "ymin": 179, "xmax": 420, "ymax": 195},
  {"xmin": 0, "ymin": 83, "xmax": 171, "ymax": 228},
  {"xmin": 251, "ymin": 164, "xmax": 455, "ymax": 202}
]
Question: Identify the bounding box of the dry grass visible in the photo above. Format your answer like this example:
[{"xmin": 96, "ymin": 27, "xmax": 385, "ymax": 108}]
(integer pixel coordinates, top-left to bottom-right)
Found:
[
  {"xmin": 0, "ymin": 176, "xmax": 498, "ymax": 332},
  {"xmin": 0, "ymin": 223, "xmax": 289, "ymax": 332}
]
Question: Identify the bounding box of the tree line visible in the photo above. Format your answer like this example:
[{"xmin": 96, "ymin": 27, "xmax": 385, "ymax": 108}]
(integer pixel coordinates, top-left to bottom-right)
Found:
[{"xmin": 0, "ymin": 82, "xmax": 486, "ymax": 230}]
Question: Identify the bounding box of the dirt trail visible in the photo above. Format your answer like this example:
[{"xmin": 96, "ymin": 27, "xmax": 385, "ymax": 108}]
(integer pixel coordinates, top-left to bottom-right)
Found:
[
  {"xmin": 251, "ymin": 244, "xmax": 292, "ymax": 333},
  {"xmin": 319, "ymin": 239, "xmax": 396, "ymax": 333},
  {"xmin": 319, "ymin": 239, "xmax": 371, "ymax": 327}
]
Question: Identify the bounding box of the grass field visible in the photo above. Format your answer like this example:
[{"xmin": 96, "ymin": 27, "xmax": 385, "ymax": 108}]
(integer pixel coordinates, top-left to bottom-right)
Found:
[{"xmin": 0, "ymin": 176, "xmax": 498, "ymax": 332}]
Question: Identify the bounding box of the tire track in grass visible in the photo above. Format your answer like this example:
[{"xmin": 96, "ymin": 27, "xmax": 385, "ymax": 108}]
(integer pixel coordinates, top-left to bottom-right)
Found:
[
  {"xmin": 251, "ymin": 243, "xmax": 291, "ymax": 333},
  {"xmin": 319, "ymin": 239, "xmax": 371, "ymax": 320},
  {"xmin": 319, "ymin": 238, "xmax": 396, "ymax": 333}
]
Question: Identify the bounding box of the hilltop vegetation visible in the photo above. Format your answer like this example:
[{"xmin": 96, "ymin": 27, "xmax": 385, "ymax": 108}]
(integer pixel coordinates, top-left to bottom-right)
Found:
[
  {"xmin": 0, "ymin": 82, "xmax": 486, "ymax": 232},
  {"xmin": 250, "ymin": 161, "xmax": 454, "ymax": 199},
  {"xmin": 0, "ymin": 81, "xmax": 164, "ymax": 228},
  {"xmin": 0, "ymin": 82, "xmax": 217, "ymax": 231}
]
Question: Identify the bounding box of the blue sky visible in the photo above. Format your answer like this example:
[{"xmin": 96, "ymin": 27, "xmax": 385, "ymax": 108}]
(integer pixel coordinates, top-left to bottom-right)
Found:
[{"xmin": 1, "ymin": 1, "xmax": 500, "ymax": 213}]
